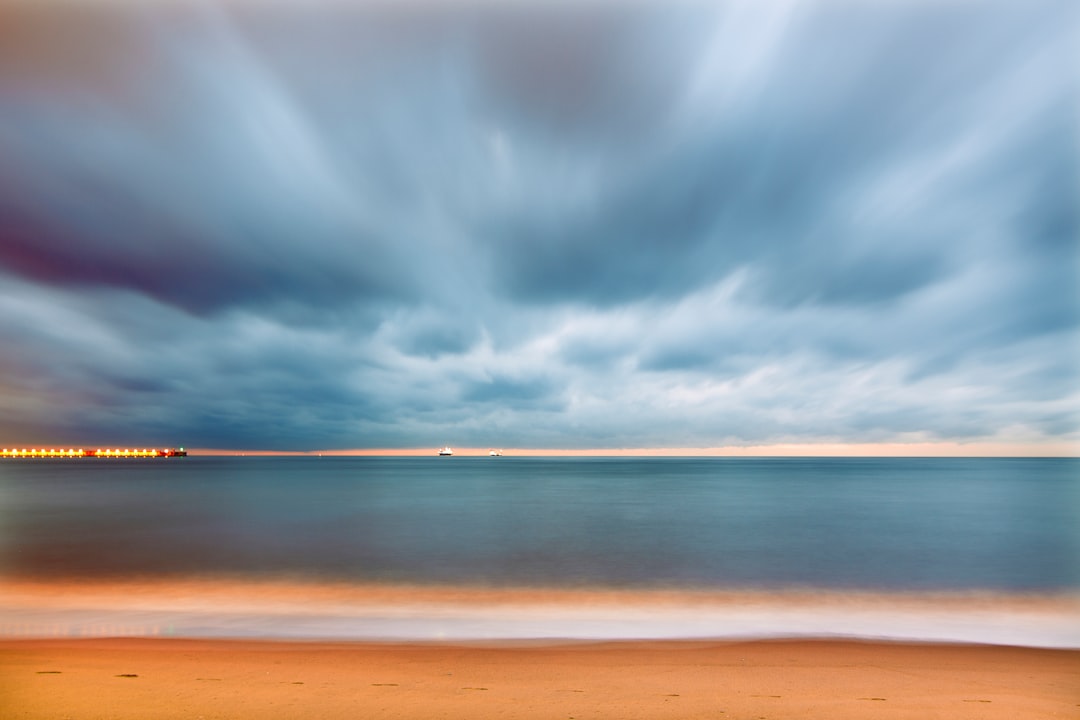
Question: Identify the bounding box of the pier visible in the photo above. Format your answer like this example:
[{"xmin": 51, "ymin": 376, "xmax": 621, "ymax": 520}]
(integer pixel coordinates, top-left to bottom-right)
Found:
[{"xmin": 0, "ymin": 448, "xmax": 187, "ymax": 458}]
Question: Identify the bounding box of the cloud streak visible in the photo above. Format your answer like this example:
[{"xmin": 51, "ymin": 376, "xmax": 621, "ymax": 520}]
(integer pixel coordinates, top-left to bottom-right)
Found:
[{"xmin": 0, "ymin": 0, "xmax": 1076, "ymax": 451}]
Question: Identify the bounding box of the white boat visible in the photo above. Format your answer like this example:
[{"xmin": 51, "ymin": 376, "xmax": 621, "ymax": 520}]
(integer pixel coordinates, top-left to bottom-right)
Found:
[
  {"xmin": 438, "ymin": 447, "xmax": 453, "ymax": 456},
  {"xmin": 489, "ymin": 450, "xmax": 503, "ymax": 456}
]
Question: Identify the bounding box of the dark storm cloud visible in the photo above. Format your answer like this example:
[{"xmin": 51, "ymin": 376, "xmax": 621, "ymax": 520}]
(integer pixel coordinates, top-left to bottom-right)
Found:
[
  {"xmin": 491, "ymin": 0, "xmax": 1074, "ymax": 312},
  {"xmin": 0, "ymin": 1, "xmax": 420, "ymax": 316},
  {"xmin": 462, "ymin": 374, "xmax": 560, "ymax": 408},
  {"xmin": 0, "ymin": 0, "xmax": 1076, "ymax": 450}
]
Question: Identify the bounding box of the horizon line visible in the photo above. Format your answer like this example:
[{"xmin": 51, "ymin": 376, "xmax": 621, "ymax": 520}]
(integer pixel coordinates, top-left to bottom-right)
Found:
[{"xmin": 184, "ymin": 441, "xmax": 1079, "ymax": 458}]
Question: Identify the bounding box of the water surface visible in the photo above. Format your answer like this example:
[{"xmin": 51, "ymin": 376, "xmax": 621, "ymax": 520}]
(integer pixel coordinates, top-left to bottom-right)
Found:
[{"xmin": 3, "ymin": 456, "xmax": 1076, "ymax": 591}]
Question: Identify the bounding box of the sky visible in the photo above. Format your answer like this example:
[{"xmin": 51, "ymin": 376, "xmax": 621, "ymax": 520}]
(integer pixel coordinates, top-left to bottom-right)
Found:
[{"xmin": 0, "ymin": 0, "xmax": 1077, "ymax": 454}]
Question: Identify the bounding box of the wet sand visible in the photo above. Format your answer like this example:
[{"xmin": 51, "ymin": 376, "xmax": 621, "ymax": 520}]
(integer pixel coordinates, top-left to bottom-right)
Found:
[{"xmin": 3, "ymin": 637, "xmax": 1078, "ymax": 719}]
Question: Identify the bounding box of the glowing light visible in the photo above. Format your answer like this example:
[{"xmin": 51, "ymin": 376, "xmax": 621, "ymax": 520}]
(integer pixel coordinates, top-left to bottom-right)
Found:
[{"xmin": 0, "ymin": 446, "xmax": 185, "ymax": 459}]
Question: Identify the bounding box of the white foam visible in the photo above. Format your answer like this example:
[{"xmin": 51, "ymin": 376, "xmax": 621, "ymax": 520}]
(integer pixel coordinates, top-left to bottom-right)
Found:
[{"xmin": 2, "ymin": 598, "xmax": 1077, "ymax": 647}]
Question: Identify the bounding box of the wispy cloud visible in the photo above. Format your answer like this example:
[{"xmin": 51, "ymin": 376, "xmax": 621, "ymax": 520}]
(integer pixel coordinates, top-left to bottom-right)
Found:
[{"xmin": 0, "ymin": 0, "xmax": 1075, "ymax": 451}]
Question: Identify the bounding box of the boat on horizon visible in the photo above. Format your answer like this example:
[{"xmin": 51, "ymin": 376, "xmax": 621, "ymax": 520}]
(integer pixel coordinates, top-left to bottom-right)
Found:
[
  {"xmin": 489, "ymin": 449, "xmax": 503, "ymax": 456},
  {"xmin": 438, "ymin": 447, "xmax": 453, "ymax": 456}
]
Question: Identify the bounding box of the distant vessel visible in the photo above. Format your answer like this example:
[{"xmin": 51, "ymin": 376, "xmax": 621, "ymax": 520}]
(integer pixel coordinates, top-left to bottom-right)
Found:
[
  {"xmin": 438, "ymin": 447, "xmax": 453, "ymax": 456},
  {"xmin": 489, "ymin": 450, "xmax": 503, "ymax": 456}
]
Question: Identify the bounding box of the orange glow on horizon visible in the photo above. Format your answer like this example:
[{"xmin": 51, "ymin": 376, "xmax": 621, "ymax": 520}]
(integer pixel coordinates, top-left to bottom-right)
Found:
[{"xmin": 3, "ymin": 444, "xmax": 1073, "ymax": 459}]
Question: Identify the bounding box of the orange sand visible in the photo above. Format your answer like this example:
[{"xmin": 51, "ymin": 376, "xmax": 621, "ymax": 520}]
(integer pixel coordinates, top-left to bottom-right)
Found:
[{"xmin": 2, "ymin": 637, "xmax": 1077, "ymax": 719}]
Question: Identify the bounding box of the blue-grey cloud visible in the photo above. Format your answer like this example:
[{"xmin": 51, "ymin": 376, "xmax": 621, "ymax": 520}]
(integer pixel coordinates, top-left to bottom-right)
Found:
[{"xmin": 0, "ymin": 0, "xmax": 1076, "ymax": 451}]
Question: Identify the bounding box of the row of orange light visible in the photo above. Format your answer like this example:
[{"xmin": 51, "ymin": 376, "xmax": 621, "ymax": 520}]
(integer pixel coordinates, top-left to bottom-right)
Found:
[{"xmin": 1, "ymin": 448, "xmax": 171, "ymax": 457}]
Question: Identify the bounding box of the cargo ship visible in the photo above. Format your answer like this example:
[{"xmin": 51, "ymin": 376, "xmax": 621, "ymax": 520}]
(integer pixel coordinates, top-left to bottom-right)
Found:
[{"xmin": 0, "ymin": 447, "xmax": 187, "ymax": 458}]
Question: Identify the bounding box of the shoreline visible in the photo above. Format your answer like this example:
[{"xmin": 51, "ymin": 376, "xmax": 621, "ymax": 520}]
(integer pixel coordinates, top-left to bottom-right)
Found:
[
  {"xmin": 4, "ymin": 579, "xmax": 1078, "ymax": 648},
  {"xmin": 3, "ymin": 636, "xmax": 1078, "ymax": 719}
]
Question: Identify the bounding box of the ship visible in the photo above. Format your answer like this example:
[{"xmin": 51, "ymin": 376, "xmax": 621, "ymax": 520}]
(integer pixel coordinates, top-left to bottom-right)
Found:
[{"xmin": 438, "ymin": 446, "xmax": 453, "ymax": 456}]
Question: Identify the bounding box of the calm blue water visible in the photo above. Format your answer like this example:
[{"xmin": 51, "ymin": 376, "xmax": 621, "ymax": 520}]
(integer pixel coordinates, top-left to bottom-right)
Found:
[{"xmin": 1, "ymin": 457, "xmax": 1077, "ymax": 591}]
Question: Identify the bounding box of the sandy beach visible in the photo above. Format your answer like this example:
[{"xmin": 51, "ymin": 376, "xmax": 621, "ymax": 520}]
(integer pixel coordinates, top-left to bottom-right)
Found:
[{"xmin": 2, "ymin": 637, "xmax": 1077, "ymax": 719}]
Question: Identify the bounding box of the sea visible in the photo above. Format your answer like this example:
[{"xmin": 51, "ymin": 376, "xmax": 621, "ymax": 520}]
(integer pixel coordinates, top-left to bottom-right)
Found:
[{"xmin": 2, "ymin": 456, "xmax": 1078, "ymax": 646}]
